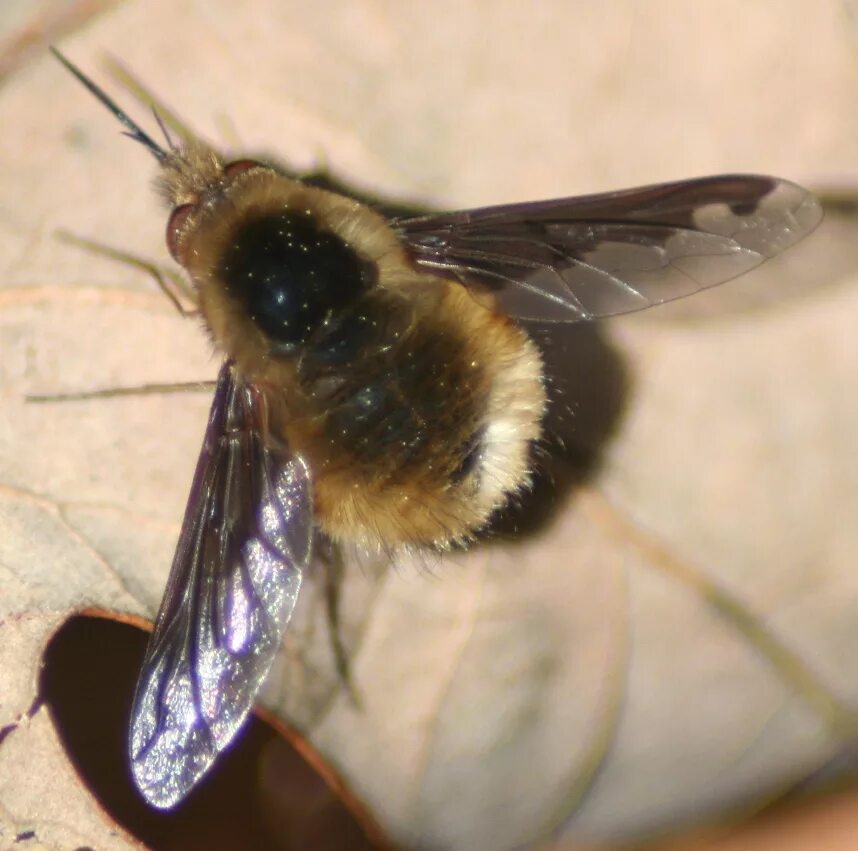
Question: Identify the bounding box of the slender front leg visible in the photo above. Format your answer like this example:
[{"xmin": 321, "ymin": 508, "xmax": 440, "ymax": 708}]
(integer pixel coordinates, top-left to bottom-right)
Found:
[{"xmin": 56, "ymin": 230, "xmax": 198, "ymax": 316}]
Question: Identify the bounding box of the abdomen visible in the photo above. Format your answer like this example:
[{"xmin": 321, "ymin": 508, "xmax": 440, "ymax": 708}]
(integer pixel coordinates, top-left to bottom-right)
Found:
[{"xmin": 286, "ymin": 281, "xmax": 546, "ymax": 550}]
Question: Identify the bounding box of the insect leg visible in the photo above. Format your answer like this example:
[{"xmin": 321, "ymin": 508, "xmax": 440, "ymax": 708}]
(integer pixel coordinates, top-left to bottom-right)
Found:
[
  {"xmin": 317, "ymin": 537, "xmax": 362, "ymax": 708},
  {"xmin": 27, "ymin": 380, "xmax": 216, "ymax": 403},
  {"xmin": 55, "ymin": 230, "xmax": 198, "ymax": 315}
]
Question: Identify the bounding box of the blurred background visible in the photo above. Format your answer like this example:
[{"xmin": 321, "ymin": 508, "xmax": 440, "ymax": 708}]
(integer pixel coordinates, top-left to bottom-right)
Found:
[{"xmin": 1, "ymin": 2, "xmax": 857, "ymax": 849}]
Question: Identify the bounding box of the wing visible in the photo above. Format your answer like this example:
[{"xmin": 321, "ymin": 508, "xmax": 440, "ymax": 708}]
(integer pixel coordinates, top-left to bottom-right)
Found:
[
  {"xmin": 129, "ymin": 361, "xmax": 313, "ymax": 809},
  {"xmin": 393, "ymin": 174, "xmax": 823, "ymax": 322}
]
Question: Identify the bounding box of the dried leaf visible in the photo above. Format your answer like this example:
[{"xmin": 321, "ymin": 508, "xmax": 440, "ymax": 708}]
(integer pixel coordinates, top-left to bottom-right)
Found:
[{"xmin": 1, "ymin": 2, "xmax": 857, "ymax": 850}]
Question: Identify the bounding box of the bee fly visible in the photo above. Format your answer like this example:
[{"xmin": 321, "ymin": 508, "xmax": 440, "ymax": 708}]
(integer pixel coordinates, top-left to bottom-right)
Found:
[{"xmin": 50, "ymin": 49, "xmax": 822, "ymax": 809}]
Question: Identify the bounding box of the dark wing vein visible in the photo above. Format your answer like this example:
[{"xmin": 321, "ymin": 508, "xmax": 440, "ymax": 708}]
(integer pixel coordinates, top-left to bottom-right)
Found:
[
  {"xmin": 129, "ymin": 361, "xmax": 313, "ymax": 809},
  {"xmin": 393, "ymin": 174, "xmax": 822, "ymax": 322}
]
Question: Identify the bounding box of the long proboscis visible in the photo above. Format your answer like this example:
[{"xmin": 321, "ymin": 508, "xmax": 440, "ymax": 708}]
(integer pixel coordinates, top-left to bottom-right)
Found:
[{"xmin": 51, "ymin": 47, "xmax": 167, "ymax": 162}]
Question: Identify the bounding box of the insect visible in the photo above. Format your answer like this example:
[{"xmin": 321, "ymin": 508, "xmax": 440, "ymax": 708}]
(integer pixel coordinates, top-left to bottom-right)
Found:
[{"xmin": 51, "ymin": 49, "xmax": 822, "ymax": 810}]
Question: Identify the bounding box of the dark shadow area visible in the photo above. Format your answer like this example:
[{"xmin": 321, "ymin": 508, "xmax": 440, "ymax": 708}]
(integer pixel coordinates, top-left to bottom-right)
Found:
[
  {"xmin": 790, "ymin": 746, "xmax": 858, "ymax": 798},
  {"xmin": 39, "ymin": 615, "xmax": 385, "ymax": 851},
  {"xmin": 486, "ymin": 320, "xmax": 630, "ymax": 539},
  {"xmin": 240, "ymin": 156, "xmax": 432, "ymax": 221}
]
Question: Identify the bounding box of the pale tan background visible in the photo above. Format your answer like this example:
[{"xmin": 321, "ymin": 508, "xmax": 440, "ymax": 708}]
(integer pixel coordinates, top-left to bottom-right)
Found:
[{"xmin": 1, "ymin": 2, "xmax": 858, "ymax": 850}]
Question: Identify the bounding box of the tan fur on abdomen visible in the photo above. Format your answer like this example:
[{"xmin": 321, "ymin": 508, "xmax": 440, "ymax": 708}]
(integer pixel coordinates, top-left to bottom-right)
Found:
[{"xmin": 285, "ymin": 282, "xmax": 545, "ymax": 549}]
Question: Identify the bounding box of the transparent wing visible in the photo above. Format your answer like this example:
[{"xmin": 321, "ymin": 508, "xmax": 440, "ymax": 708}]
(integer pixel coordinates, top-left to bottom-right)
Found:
[
  {"xmin": 129, "ymin": 361, "xmax": 313, "ymax": 809},
  {"xmin": 393, "ymin": 174, "xmax": 822, "ymax": 322}
]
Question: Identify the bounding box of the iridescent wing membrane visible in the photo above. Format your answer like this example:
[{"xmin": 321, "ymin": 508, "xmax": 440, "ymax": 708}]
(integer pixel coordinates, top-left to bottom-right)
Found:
[
  {"xmin": 130, "ymin": 362, "xmax": 313, "ymax": 808},
  {"xmin": 394, "ymin": 175, "xmax": 823, "ymax": 322}
]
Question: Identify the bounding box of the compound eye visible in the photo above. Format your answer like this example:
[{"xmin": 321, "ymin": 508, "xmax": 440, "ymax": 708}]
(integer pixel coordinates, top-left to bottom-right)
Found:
[
  {"xmin": 224, "ymin": 159, "xmax": 262, "ymax": 178},
  {"xmin": 166, "ymin": 203, "xmax": 196, "ymax": 263}
]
